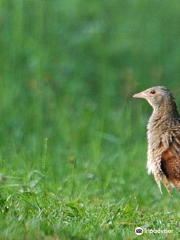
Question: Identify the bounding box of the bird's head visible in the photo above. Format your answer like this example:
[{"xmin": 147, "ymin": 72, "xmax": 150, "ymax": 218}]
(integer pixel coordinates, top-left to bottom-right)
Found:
[{"xmin": 133, "ymin": 86, "xmax": 173, "ymax": 109}]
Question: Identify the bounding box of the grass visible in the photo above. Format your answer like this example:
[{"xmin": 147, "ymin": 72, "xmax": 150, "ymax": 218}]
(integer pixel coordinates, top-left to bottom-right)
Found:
[
  {"xmin": 0, "ymin": 104, "xmax": 180, "ymax": 240},
  {"xmin": 1, "ymin": 0, "xmax": 180, "ymax": 239}
]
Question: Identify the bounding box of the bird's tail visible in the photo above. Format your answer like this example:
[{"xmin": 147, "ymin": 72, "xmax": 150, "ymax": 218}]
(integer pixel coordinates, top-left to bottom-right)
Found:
[
  {"xmin": 171, "ymin": 179, "xmax": 180, "ymax": 192},
  {"xmin": 162, "ymin": 174, "xmax": 172, "ymax": 194}
]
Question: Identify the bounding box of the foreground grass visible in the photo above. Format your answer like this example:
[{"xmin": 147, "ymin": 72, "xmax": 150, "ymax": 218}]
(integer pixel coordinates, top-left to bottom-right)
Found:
[
  {"xmin": 0, "ymin": 105, "xmax": 180, "ymax": 240},
  {"xmin": 0, "ymin": 189, "xmax": 179, "ymax": 240}
]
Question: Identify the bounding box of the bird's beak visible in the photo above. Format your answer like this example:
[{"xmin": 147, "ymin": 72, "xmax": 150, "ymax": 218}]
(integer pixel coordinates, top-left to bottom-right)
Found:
[{"xmin": 133, "ymin": 91, "xmax": 148, "ymax": 99}]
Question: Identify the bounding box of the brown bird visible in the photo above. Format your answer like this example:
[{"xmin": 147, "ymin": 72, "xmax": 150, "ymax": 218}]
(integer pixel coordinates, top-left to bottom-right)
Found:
[{"xmin": 133, "ymin": 86, "xmax": 180, "ymax": 193}]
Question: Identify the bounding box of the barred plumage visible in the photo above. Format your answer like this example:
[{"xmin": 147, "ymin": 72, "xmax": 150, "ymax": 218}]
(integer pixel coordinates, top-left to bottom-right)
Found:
[{"xmin": 133, "ymin": 86, "xmax": 180, "ymax": 193}]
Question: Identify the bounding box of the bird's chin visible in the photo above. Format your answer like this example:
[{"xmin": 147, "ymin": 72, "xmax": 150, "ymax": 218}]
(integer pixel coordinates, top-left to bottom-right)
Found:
[{"xmin": 146, "ymin": 99, "xmax": 153, "ymax": 106}]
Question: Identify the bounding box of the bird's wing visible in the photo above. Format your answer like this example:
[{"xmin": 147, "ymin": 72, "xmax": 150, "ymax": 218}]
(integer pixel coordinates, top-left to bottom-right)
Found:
[{"xmin": 161, "ymin": 128, "xmax": 180, "ymax": 190}]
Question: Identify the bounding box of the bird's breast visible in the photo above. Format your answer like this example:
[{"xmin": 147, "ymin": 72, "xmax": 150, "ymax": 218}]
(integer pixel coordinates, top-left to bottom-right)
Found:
[{"xmin": 147, "ymin": 113, "xmax": 169, "ymax": 150}]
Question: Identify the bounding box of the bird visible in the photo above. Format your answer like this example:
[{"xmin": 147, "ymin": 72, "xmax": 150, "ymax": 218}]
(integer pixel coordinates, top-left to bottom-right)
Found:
[{"xmin": 133, "ymin": 86, "xmax": 180, "ymax": 193}]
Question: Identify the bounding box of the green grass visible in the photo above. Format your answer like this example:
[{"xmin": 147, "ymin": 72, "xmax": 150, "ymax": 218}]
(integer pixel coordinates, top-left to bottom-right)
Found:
[
  {"xmin": 1, "ymin": 0, "xmax": 180, "ymax": 239},
  {"xmin": 0, "ymin": 105, "xmax": 180, "ymax": 240}
]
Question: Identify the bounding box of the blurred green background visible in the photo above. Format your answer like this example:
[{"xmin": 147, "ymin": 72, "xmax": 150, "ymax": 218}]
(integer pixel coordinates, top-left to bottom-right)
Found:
[
  {"xmin": 1, "ymin": 0, "xmax": 180, "ymax": 239},
  {"xmin": 1, "ymin": 0, "xmax": 180, "ymax": 151}
]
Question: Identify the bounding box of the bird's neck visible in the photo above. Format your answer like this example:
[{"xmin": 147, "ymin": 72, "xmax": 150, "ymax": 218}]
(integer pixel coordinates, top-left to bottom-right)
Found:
[
  {"xmin": 152, "ymin": 99, "xmax": 180, "ymax": 121},
  {"xmin": 147, "ymin": 97, "xmax": 180, "ymax": 148},
  {"xmin": 148, "ymin": 99, "xmax": 180, "ymax": 135}
]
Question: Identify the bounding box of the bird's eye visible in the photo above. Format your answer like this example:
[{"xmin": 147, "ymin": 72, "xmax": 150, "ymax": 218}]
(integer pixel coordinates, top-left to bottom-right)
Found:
[{"xmin": 150, "ymin": 90, "xmax": 156, "ymax": 94}]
